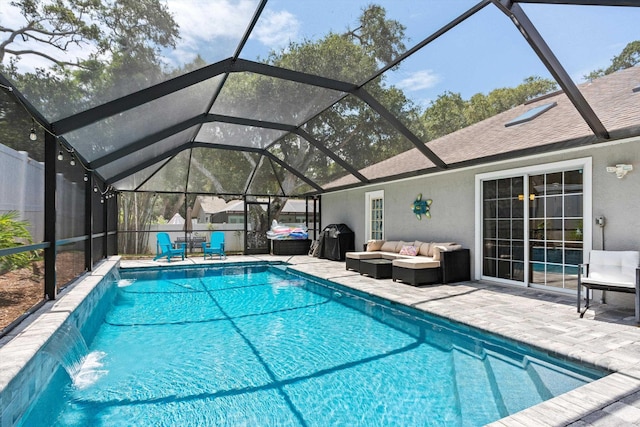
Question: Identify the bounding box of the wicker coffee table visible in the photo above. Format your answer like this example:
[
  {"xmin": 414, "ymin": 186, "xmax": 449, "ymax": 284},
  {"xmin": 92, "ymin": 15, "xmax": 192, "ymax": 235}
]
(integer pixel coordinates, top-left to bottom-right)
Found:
[{"xmin": 359, "ymin": 258, "xmax": 392, "ymax": 279}]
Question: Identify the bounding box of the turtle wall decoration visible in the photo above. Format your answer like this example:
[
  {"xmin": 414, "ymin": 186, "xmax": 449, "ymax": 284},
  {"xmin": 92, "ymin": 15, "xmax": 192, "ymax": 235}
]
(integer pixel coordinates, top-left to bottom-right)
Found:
[{"xmin": 412, "ymin": 193, "xmax": 432, "ymax": 220}]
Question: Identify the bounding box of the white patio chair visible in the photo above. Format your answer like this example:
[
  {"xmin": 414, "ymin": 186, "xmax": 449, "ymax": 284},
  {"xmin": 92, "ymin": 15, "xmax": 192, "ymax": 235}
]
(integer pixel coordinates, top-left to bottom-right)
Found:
[{"xmin": 577, "ymin": 250, "xmax": 640, "ymax": 323}]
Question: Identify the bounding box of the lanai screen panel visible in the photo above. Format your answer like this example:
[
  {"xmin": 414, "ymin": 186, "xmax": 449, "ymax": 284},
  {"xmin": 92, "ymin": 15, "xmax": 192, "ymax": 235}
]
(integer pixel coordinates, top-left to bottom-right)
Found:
[
  {"xmin": 137, "ymin": 151, "xmax": 192, "ymax": 193},
  {"xmin": 196, "ymin": 122, "xmax": 287, "ymax": 150},
  {"xmin": 97, "ymin": 128, "xmax": 199, "ymax": 182},
  {"xmin": 63, "ymin": 77, "xmax": 223, "ymax": 163},
  {"xmin": 186, "ymin": 147, "xmax": 263, "ymax": 195},
  {"xmin": 247, "ymin": 158, "xmax": 315, "ymax": 196},
  {"xmin": 267, "ymin": 134, "xmax": 354, "ymax": 189},
  {"xmin": 303, "ymin": 95, "xmax": 419, "ymax": 177},
  {"xmin": 0, "ymin": 1, "xmax": 256, "ymax": 121},
  {"xmin": 210, "ymin": 72, "xmax": 345, "ymax": 126},
  {"xmin": 112, "ymin": 161, "xmax": 171, "ymax": 192},
  {"xmin": 244, "ymin": 156, "xmax": 285, "ymax": 196},
  {"xmin": 244, "ymin": 0, "xmax": 480, "ymax": 84}
]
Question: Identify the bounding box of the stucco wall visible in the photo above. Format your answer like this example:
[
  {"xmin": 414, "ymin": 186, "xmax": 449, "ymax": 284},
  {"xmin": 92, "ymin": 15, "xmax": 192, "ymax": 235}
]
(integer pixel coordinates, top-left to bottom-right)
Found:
[{"xmin": 321, "ymin": 137, "xmax": 640, "ymax": 307}]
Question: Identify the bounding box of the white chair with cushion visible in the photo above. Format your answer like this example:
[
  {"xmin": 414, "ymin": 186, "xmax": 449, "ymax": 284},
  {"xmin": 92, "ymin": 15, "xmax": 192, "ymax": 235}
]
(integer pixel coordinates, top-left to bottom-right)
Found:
[{"xmin": 577, "ymin": 250, "xmax": 640, "ymax": 323}]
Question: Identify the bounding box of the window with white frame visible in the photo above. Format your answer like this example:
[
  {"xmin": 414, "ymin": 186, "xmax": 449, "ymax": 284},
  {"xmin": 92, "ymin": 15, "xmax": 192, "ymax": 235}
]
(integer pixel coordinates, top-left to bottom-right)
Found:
[{"xmin": 365, "ymin": 190, "xmax": 384, "ymax": 241}]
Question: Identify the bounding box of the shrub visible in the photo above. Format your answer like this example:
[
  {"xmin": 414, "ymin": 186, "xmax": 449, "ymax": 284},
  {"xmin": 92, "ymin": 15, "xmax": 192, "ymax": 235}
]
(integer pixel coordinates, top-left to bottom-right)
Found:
[{"xmin": 0, "ymin": 211, "xmax": 36, "ymax": 272}]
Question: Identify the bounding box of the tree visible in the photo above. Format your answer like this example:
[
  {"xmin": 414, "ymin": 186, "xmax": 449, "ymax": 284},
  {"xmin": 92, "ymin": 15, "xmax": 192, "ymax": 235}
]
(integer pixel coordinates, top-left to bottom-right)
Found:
[
  {"xmin": 421, "ymin": 76, "xmax": 558, "ymax": 140},
  {"xmin": 422, "ymin": 91, "xmax": 467, "ymax": 139},
  {"xmin": 0, "ymin": 0, "xmax": 179, "ymax": 129},
  {"xmin": 584, "ymin": 40, "xmax": 640, "ymax": 81},
  {"xmin": 0, "ymin": 0, "xmax": 178, "ymax": 69}
]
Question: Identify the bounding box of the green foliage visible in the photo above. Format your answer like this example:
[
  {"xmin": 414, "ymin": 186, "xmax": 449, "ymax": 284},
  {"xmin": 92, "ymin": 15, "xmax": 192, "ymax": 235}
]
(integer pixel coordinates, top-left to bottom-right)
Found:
[
  {"xmin": 584, "ymin": 40, "xmax": 640, "ymax": 81},
  {"xmin": 422, "ymin": 76, "xmax": 558, "ymax": 140},
  {"xmin": 0, "ymin": 211, "xmax": 36, "ymax": 272}
]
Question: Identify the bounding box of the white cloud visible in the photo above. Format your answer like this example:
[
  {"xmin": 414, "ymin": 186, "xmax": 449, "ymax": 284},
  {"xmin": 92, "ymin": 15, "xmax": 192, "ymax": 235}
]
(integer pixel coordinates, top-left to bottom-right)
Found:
[
  {"xmin": 252, "ymin": 10, "xmax": 300, "ymax": 47},
  {"xmin": 165, "ymin": 0, "xmax": 258, "ymax": 64},
  {"xmin": 396, "ymin": 70, "xmax": 441, "ymax": 92}
]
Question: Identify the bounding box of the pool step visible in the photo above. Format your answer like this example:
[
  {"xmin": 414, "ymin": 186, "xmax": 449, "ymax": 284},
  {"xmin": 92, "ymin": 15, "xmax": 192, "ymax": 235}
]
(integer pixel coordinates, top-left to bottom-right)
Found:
[
  {"xmin": 452, "ymin": 346, "xmax": 504, "ymax": 424},
  {"xmin": 485, "ymin": 350, "xmax": 546, "ymax": 414},
  {"xmin": 452, "ymin": 343, "xmax": 559, "ymax": 423}
]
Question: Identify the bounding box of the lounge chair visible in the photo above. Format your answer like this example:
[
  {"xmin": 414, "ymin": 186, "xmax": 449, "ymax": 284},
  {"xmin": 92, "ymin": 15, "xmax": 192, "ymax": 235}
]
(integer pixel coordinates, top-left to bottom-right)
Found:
[
  {"xmin": 202, "ymin": 231, "xmax": 225, "ymax": 260},
  {"xmin": 153, "ymin": 232, "xmax": 186, "ymax": 262},
  {"xmin": 577, "ymin": 250, "xmax": 640, "ymax": 323}
]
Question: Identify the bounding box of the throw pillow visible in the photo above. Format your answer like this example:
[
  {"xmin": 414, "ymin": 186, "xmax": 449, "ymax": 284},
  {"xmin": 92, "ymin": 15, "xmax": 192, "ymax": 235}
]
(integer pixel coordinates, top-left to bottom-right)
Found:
[
  {"xmin": 395, "ymin": 241, "xmax": 410, "ymax": 252},
  {"xmin": 399, "ymin": 245, "xmax": 418, "ymax": 256}
]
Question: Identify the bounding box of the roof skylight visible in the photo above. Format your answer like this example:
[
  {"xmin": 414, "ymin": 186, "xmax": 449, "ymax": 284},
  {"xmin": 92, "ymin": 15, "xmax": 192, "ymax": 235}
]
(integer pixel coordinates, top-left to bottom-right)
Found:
[{"xmin": 505, "ymin": 102, "xmax": 557, "ymax": 127}]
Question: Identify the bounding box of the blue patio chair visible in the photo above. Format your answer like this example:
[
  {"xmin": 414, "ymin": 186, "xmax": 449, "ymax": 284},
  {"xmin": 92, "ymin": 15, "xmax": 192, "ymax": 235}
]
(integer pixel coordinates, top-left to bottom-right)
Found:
[
  {"xmin": 202, "ymin": 231, "xmax": 225, "ymax": 260},
  {"xmin": 153, "ymin": 232, "xmax": 186, "ymax": 262}
]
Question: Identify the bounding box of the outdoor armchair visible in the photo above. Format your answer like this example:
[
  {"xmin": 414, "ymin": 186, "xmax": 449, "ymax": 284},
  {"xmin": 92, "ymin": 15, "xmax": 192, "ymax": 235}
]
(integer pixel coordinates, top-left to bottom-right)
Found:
[
  {"xmin": 153, "ymin": 232, "xmax": 186, "ymax": 262},
  {"xmin": 577, "ymin": 250, "xmax": 640, "ymax": 323},
  {"xmin": 203, "ymin": 231, "xmax": 226, "ymax": 260}
]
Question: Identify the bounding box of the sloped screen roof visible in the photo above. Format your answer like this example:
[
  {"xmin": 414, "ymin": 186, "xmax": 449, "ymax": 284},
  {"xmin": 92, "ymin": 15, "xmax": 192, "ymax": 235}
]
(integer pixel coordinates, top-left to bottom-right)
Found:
[{"xmin": 1, "ymin": 0, "xmax": 639, "ymax": 197}]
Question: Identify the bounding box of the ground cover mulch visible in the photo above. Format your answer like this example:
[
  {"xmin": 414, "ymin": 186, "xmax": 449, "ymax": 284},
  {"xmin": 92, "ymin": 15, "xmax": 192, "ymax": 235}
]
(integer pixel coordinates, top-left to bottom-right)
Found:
[
  {"xmin": 0, "ymin": 254, "xmax": 80, "ymax": 333},
  {"xmin": 0, "ymin": 262, "xmax": 43, "ymax": 332}
]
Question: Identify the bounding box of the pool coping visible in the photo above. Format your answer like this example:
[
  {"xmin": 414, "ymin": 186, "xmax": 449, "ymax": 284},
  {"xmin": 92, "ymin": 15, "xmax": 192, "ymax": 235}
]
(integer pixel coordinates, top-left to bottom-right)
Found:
[{"xmin": 2, "ymin": 254, "xmax": 640, "ymax": 426}]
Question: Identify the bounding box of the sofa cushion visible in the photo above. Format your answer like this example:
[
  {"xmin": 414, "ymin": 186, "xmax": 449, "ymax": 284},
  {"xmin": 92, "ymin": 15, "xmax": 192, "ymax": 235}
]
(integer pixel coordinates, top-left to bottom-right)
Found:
[
  {"xmin": 346, "ymin": 251, "xmax": 381, "ymax": 260},
  {"xmin": 393, "ymin": 257, "xmax": 440, "ymax": 269},
  {"xmin": 366, "ymin": 240, "xmax": 384, "ymax": 251},
  {"xmin": 432, "ymin": 244, "xmax": 463, "ymax": 261},
  {"xmin": 429, "ymin": 242, "xmax": 456, "ymax": 257},
  {"xmin": 380, "ymin": 241, "xmax": 399, "ymax": 252},
  {"xmin": 418, "ymin": 242, "xmax": 431, "ymax": 257},
  {"xmin": 399, "ymin": 245, "xmax": 418, "ymax": 256}
]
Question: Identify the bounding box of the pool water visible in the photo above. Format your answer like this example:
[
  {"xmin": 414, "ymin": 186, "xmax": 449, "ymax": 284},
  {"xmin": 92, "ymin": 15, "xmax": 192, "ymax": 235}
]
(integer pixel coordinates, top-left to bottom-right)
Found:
[{"xmin": 21, "ymin": 264, "xmax": 604, "ymax": 426}]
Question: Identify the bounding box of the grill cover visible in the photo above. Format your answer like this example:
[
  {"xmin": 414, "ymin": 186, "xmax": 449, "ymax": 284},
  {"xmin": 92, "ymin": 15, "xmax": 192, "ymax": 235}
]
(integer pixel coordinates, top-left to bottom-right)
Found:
[{"xmin": 319, "ymin": 224, "xmax": 354, "ymax": 261}]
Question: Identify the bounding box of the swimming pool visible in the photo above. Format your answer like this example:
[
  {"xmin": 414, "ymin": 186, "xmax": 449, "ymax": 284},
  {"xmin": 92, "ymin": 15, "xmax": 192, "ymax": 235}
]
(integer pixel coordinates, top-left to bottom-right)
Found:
[{"xmin": 18, "ymin": 263, "xmax": 605, "ymax": 426}]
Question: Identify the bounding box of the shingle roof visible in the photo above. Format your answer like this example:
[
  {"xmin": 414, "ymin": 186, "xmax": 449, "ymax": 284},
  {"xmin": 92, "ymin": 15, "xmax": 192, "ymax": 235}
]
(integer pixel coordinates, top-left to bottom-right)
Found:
[{"xmin": 325, "ymin": 67, "xmax": 640, "ymax": 189}]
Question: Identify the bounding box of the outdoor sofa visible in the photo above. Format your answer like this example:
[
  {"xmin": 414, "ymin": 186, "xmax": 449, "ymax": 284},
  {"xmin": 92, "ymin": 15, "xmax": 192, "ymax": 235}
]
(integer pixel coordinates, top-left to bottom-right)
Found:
[{"xmin": 346, "ymin": 240, "xmax": 470, "ymax": 286}]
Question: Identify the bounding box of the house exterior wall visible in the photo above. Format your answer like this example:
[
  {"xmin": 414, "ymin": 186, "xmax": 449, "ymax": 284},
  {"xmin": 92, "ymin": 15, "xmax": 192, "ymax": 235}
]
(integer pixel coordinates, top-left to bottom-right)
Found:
[{"xmin": 321, "ymin": 137, "xmax": 640, "ymax": 307}]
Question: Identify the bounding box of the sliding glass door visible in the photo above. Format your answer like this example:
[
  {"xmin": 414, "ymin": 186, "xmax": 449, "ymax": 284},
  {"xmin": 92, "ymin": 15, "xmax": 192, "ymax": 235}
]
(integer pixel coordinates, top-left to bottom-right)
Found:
[{"xmin": 479, "ymin": 160, "xmax": 589, "ymax": 292}]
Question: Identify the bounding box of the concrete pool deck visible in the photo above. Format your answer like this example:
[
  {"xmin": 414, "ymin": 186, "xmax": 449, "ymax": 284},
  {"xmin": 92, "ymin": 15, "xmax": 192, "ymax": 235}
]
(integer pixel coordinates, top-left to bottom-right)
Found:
[
  {"xmin": 122, "ymin": 254, "xmax": 640, "ymax": 426},
  {"xmin": 2, "ymin": 254, "xmax": 639, "ymax": 426}
]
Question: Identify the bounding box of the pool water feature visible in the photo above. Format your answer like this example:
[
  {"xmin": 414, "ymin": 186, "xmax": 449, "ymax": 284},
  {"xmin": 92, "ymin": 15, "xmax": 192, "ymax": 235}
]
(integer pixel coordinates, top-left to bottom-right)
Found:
[{"xmin": 19, "ymin": 263, "xmax": 605, "ymax": 426}]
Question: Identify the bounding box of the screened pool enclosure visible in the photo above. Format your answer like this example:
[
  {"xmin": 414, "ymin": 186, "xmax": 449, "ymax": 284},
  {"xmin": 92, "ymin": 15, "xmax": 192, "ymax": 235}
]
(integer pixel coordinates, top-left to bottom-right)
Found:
[{"xmin": 1, "ymin": 0, "xmax": 639, "ymax": 332}]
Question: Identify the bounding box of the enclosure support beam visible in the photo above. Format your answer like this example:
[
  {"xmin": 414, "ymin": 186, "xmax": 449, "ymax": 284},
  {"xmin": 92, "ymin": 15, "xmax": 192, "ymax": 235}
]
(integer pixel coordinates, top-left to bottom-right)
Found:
[
  {"xmin": 85, "ymin": 172, "xmax": 93, "ymax": 271},
  {"xmin": 44, "ymin": 132, "xmax": 57, "ymax": 299}
]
